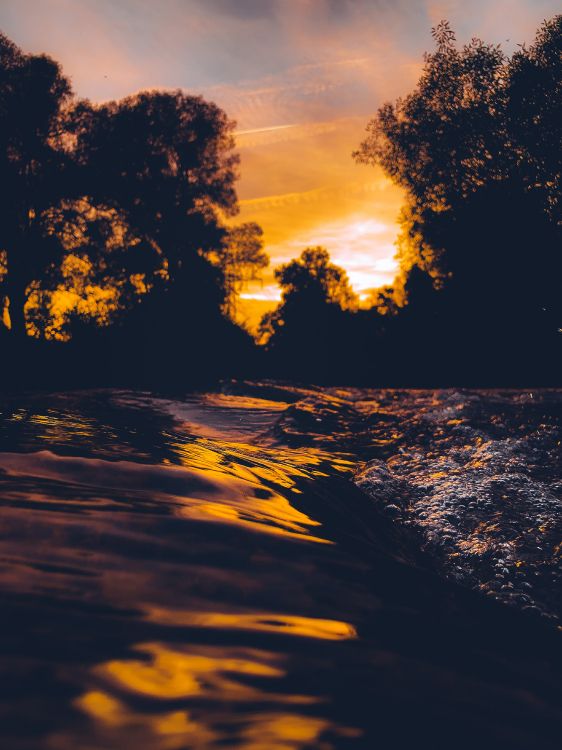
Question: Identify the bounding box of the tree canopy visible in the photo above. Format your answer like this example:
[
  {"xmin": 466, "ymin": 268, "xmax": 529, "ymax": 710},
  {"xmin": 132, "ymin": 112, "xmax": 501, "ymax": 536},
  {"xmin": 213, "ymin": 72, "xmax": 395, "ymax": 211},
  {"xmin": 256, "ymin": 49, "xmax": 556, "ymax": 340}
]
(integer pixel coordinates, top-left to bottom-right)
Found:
[
  {"xmin": 0, "ymin": 31, "xmax": 274, "ymax": 352},
  {"xmin": 355, "ymin": 16, "xmax": 562, "ymax": 369},
  {"xmin": 209, "ymin": 221, "xmax": 268, "ymax": 318},
  {"xmin": 260, "ymin": 246, "xmax": 357, "ymax": 341},
  {"xmin": 258, "ymin": 247, "xmax": 364, "ymax": 376},
  {"xmin": 0, "ymin": 32, "xmax": 74, "ymax": 337}
]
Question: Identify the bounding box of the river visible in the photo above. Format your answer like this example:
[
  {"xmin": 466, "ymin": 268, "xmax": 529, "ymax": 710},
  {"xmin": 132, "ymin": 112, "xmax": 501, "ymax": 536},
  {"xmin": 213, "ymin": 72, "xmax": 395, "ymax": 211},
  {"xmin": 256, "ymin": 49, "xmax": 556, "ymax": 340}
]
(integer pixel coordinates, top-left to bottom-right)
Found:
[{"xmin": 0, "ymin": 383, "xmax": 560, "ymax": 749}]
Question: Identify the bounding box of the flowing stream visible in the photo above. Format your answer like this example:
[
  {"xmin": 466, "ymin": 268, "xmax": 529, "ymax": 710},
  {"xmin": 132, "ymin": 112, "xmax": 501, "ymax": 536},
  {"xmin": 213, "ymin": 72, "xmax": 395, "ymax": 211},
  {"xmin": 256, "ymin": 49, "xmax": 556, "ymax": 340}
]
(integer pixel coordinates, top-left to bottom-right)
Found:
[{"xmin": 0, "ymin": 384, "xmax": 561, "ymax": 749}]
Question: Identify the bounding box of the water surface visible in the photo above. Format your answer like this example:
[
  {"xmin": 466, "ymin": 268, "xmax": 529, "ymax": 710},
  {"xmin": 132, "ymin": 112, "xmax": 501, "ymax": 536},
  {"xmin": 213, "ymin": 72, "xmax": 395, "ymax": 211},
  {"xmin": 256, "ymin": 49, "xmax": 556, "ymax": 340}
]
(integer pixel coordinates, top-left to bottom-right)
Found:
[{"xmin": 0, "ymin": 385, "xmax": 561, "ymax": 749}]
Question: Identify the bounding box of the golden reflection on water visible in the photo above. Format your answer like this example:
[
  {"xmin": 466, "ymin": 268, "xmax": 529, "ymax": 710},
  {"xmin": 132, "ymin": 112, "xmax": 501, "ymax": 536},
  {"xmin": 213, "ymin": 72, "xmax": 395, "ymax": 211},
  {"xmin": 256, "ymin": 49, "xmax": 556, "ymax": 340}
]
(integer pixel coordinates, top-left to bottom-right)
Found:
[
  {"xmin": 0, "ymin": 445, "xmax": 333, "ymax": 543},
  {"xmin": 73, "ymin": 641, "xmax": 359, "ymax": 750},
  {"xmin": 0, "ymin": 391, "xmax": 354, "ymax": 548},
  {"xmin": 162, "ymin": 434, "xmax": 354, "ymax": 542},
  {"xmin": 1, "ymin": 391, "xmax": 363, "ymax": 749},
  {"xmin": 98, "ymin": 643, "xmax": 287, "ymax": 700},
  {"xmin": 239, "ymin": 713, "xmax": 356, "ymax": 750},
  {"xmin": 6, "ymin": 407, "xmax": 97, "ymax": 443},
  {"xmin": 168, "ymin": 435, "xmax": 354, "ymax": 486},
  {"xmin": 143, "ymin": 607, "xmax": 358, "ymax": 641},
  {"xmin": 75, "ymin": 688, "xmax": 339, "ymax": 750},
  {"xmin": 75, "ymin": 688, "xmax": 218, "ymax": 749},
  {"xmin": 161, "ymin": 455, "xmax": 330, "ymax": 543},
  {"xmin": 180, "ymin": 500, "xmax": 329, "ymax": 543},
  {"xmin": 201, "ymin": 394, "xmax": 292, "ymax": 412}
]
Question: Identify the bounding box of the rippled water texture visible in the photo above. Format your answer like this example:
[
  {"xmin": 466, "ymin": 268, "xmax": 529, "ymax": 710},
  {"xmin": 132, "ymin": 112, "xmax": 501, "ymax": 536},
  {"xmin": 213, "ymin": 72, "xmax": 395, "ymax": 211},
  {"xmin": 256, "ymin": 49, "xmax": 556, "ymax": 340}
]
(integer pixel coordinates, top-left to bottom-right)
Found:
[{"xmin": 0, "ymin": 385, "xmax": 561, "ymax": 749}]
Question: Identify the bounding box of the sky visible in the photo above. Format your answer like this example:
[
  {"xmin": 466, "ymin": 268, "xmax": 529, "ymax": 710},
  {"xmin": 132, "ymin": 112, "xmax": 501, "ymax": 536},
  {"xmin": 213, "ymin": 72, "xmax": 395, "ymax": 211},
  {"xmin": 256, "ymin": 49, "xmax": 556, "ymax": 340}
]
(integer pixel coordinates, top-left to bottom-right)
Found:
[{"xmin": 0, "ymin": 0, "xmax": 559, "ymax": 326}]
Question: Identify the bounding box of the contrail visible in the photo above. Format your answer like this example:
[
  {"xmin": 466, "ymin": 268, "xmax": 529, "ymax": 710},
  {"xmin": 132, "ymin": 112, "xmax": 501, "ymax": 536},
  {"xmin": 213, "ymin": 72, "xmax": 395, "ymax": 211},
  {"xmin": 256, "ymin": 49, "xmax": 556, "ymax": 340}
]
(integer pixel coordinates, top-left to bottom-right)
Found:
[{"xmin": 235, "ymin": 124, "xmax": 296, "ymax": 136}]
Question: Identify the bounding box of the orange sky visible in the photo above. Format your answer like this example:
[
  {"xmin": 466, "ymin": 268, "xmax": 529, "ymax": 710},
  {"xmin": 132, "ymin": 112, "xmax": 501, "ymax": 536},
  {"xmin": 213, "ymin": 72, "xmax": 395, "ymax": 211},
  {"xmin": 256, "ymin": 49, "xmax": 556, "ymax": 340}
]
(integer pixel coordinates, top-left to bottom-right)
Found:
[
  {"xmin": 0, "ymin": 0, "xmax": 559, "ymax": 328},
  {"xmin": 234, "ymin": 119, "xmax": 404, "ymax": 303}
]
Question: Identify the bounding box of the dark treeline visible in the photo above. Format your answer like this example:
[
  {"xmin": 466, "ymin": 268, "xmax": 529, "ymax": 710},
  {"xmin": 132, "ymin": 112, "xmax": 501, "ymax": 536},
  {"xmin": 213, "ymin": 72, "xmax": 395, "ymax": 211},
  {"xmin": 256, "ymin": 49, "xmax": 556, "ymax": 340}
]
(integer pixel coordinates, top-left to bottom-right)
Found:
[
  {"xmin": 0, "ymin": 30, "xmax": 267, "ymax": 388},
  {"xmin": 265, "ymin": 16, "xmax": 562, "ymax": 385},
  {"xmin": 0, "ymin": 17, "xmax": 561, "ymax": 389}
]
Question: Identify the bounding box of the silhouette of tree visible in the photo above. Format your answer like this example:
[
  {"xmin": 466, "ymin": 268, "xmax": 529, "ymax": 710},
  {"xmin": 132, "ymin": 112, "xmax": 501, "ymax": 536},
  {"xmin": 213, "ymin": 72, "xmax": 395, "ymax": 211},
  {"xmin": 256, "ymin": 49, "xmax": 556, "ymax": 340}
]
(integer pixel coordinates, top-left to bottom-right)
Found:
[
  {"xmin": 0, "ymin": 28, "xmax": 252, "ymax": 350},
  {"xmin": 0, "ymin": 33, "xmax": 73, "ymax": 338},
  {"xmin": 507, "ymin": 15, "xmax": 562, "ymax": 223},
  {"xmin": 354, "ymin": 20, "xmax": 509, "ymax": 211},
  {"xmin": 261, "ymin": 246, "xmax": 356, "ymax": 338},
  {"xmin": 356, "ymin": 16, "xmax": 562, "ymax": 377},
  {"xmin": 72, "ymin": 90, "xmax": 238, "ymax": 279},
  {"xmin": 259, "ymin": 247, "xmax": 359, "ymax": 376},
  {"xmin": 208, "ymin": 222, "xmax": 268, "ymax": 318},
  {"xmin": 276, "ymin": 247, "xmax": 355, "ymax": 307},
  {"xmin": 64, "ymin": 89, "xmax": 247, "ymax": 356},
  {"xmin": 20, "ymin": 199, "xmax": 157, "ymax": 339}
]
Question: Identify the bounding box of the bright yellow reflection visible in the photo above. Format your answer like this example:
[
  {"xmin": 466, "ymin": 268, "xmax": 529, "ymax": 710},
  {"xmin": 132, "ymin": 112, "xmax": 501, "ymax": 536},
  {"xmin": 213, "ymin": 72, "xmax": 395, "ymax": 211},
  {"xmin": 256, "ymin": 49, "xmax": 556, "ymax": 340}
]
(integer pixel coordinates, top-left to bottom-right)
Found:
[
  {"xmin": 240, "ymin": 712, "xmax": 351, "ymax": 750},
  {"xmin": 75, "ymin": 688, "xmax": 217, "ymax": 749},
  {"xmin": 76, "ymin": 689, "xmax": 341, "ymax": 750},
  {"xmin": 202, "ymin": 393, "xmax": 291, "ymax": 411},
  {"xmin": 101, "ymin": 643, "xmax": 285, "ymax": 700},
  {"xmin": 144, "ymin": 607, "xmax": 357, "ymax": 641},
  {"xmin": 73, "ymin": 643, "xmax": 361, "ymax": 750}
]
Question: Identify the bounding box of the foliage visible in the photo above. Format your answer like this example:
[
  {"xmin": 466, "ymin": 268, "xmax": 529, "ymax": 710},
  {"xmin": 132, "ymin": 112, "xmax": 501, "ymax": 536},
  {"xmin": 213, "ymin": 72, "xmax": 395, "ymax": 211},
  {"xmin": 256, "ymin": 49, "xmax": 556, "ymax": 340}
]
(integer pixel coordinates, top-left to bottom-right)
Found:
[
  {"xmin": 355, "ymin": 16, "xmax": 562, "ymax": 354},
  {"xmin": 259, "ymin": 247, "xmax": 358, "ymax": 359},
  {"xmin": 0, "ymin": 27, "xmax": 260, "ymax": 348},
  {"xmin": 208, "ymin": 221, "xmax": 268, "ymax": 317},
  {"xmin": 71, "ymin": 90, "xmax": 239, "ymax": 272},
  {"xmin": 354, "ymin": 20, "xmax": 509, "ymax": 211},
  {"xmin": 0, "ymin": 32, "xmax": 74, "ymax": 336}
]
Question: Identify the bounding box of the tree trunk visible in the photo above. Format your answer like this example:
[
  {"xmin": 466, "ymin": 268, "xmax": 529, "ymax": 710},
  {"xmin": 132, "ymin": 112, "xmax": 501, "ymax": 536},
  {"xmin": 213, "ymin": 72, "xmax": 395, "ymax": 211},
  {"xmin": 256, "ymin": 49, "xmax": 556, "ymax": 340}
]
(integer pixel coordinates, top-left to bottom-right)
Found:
[
  {"xmin": 5, "ymin": 247, "xmax": 29, "ymax": 339},
  {"xmin": 8, "ymin": 283, "xmax": 28, "ymax": 338}
]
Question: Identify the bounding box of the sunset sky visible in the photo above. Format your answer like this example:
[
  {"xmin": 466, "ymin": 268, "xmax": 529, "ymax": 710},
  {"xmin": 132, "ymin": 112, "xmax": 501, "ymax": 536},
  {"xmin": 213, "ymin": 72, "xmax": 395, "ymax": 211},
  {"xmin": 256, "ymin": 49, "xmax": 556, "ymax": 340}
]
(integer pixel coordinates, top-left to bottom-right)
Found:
[{"xmin": 0, "ymin": 0, "xmax": 559, "ymax": 326}]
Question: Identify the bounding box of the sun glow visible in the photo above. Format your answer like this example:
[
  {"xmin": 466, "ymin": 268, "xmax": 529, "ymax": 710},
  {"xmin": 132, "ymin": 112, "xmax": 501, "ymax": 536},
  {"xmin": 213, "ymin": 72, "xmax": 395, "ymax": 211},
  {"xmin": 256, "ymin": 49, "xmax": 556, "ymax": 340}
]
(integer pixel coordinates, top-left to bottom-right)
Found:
[
  {"xmin": 233, "ymin": 116, "xmax": 405, "ymax": 313},
  {"xmin": 239, "ymin": 216, "xmax": 400, "ymax": 305}
]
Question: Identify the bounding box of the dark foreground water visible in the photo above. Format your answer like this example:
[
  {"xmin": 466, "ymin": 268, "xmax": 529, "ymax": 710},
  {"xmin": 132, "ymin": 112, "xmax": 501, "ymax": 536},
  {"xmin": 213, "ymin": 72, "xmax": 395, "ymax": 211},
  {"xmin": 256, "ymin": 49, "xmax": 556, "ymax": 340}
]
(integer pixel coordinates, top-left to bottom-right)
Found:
[{"xmin": 0, "ymin": 384, "xmax": 561, "ymax": 749}]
